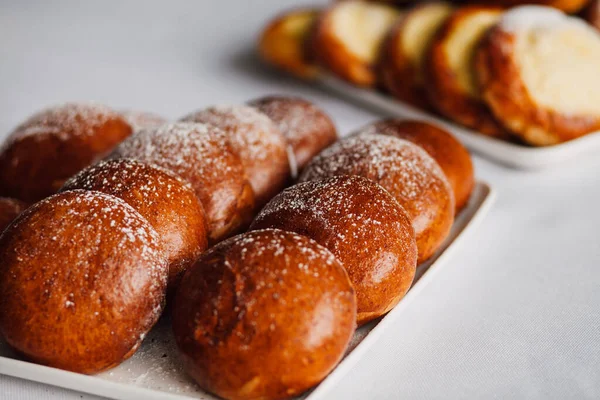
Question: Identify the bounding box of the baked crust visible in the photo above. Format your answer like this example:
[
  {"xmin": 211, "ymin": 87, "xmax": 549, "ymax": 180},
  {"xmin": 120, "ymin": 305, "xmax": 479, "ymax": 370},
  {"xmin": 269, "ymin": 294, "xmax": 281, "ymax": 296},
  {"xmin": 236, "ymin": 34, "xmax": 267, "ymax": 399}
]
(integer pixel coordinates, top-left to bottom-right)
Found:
[
  {"xmin": 300, "ymin": 134, "xmax": 454, "ymax": 263},
  {"xmin": 0, "ymin": 190, "xmax": 167, "ymax": 374},
  {"xmin": 0, "ymin": 197, "xmax": 27, "ymax": 233},
  {"xmin": 248, "ymin": 96, "xmax": 337, "ymax": 172},
  {"xmin": 251, "ymin": 176, "xmax": 417, "ymax": 325},
  {"xmin": 475, "ymin": 9, "xmax": 600, "ymax": 145},
  {"xmin": 172, "ymin": 229, "xmax": 356, "ymax": 400},
  {"xmin": 61, "ymin": 159, "xmax": 208, "ymax": 289},
  {"xmin": 258, "ymin": 8, "xmax": 320, "ymax": 79},
  {"xmin": 110, "ymin": 122, "xmax": 255, "ymax": 244},
  {"xmin": 0, "ymin": 103, "xmax": 132, "ymax": 203},
  {"xmin": 357, "ymin": 119, "xmax": 474, "ymax": 213},
  {"xmin": 311, "ymin": 1, "xmax": 401, "ymax": 86},
  {"xmin": 424, "ymin": 6, "xmax": 512, "ymax": 139},
  {"xmin": 181, "ymin": 106, "xmax": 290, "ymax": 208},
  {"xmin": 379, "ymin": 2, "xmax": 453, "ymax": 109}
]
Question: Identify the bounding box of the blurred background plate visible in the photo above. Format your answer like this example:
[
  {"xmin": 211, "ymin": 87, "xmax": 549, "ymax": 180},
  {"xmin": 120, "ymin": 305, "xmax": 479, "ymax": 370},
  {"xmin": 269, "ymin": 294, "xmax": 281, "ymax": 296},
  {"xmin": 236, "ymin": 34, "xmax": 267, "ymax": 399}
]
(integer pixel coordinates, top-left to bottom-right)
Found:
[{"xmin": 320, "ymin": 75, "xmax": 600, "ymax": 170}]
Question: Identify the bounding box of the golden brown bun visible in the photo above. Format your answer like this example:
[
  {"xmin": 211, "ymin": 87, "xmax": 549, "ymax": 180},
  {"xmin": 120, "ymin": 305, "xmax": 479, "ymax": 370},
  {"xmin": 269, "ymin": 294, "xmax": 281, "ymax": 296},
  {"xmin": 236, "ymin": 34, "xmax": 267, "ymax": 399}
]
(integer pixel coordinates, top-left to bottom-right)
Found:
[
  {"xmin": 465, "ymin": 0, "xmax": 589, "ymax": 13},
  {"xmin": 311, "ymin": 1, "xmax": 401, "ymax": 86},
  {"xmin": 475, "ymin": 6, "xmax": 600, "ymax": 145},
  {"xmin": 0, "ymin": 103, "xmax": 132, "ymax": 203},
  {"xmin": 172, "ymin": 229, "xmax": 356, "ymax": 400},
  {"xmin": 0, "ymin": 190, "xmax": 167, "ymax": 374},
  {"xmin": 248, "ymin": 96, "xmax": 338, "ymax": 171},
  {"xmin": 259, "ymin": 8, "xmax": 320, "ymax": 79},
  {"xmin": 358, "ymin": 119, "xmax": 474, "ymax": 212},
  {"xmin": 582, "ymin": 0, "xmax": 600, "ymax": 29},
  {"xmin": 424, "ymin": 6, "xmax": 512, "ymax": 139},
  {"xmin": 379, "ymin": 2, "xmax": 453, "ymax": 108},
  {"xmin": 300, "ymin": 134, "xmax": 454, "ymax": 263},
  {"xmin": 110, "ymin": 122, "xmax": 255, "ymax": 244},
  {"xmin": 181, "ymin": 106, "xmax": 290, "ymax": 207},
  {"xmin": 61, "ymin": 159, "xmax": 208, "ymax": 289},
  {"xmin": 0, "ymin": 197, "xmax": 27, "ymax": 233},
  {"xmin": 250, "ymin": 176, "xmax": 417, "ymax": 325},
  {"xmin": 121, "ymin": 110, "xmax": 167, "ymax": 132}
]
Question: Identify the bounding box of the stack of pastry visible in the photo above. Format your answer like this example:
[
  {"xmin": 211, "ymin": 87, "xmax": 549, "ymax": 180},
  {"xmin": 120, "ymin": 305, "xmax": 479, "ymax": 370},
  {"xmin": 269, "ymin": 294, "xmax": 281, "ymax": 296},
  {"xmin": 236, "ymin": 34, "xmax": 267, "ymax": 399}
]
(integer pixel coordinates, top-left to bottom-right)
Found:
[
  {"xmin": 0, "ymin": 93, "xmax": 475, "ymax": 399},
  {"xmin": 259, "ymin": 0, "xmax": 600, "ymax": 146}
]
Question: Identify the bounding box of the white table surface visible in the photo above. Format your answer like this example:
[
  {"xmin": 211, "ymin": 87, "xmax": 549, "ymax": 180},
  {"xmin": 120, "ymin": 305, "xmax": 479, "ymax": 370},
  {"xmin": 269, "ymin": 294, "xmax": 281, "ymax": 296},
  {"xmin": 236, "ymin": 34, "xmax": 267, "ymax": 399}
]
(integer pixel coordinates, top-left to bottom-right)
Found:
[{"xmin": 1, "ymin": 1, "xmax": 599, "ymax": 399}]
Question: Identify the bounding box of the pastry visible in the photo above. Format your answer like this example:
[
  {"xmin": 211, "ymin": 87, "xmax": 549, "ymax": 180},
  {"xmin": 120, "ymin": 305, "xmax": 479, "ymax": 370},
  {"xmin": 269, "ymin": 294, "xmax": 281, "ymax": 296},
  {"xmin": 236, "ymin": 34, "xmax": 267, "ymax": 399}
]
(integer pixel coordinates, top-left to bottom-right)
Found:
[
  {"xmin": 181, "ymin": 106, "xmax": 290, "ymax": 207},
  {"xmin": 379, "ymin": 2, "xmax": 453, "ymax": 108},
  {"xmin": 251, "ymin": 175, "xmax": 417, "ymax": 325},
  {"xmin": 300, "ymin": 133, "xmax": 454, "ymax": 263},
  {"xmin": 475, "ymin": 5, "xmax": 600, "ymax": 145},
  {"xmin": 356, "ymin": 119, "xmax": 474, "ymax": 212},
  {"xmin": 0, "ymin": 190, "xmax": 167, "ymax": 374},
  {"xmin": 424, "ymin": 6, "xmax": 509, "ymax": 138},
  {"xmin": 172, "ymin": 229, "xmax": 356, "ymax": 400},
  {"xmin": 248, "ymin": 96, "xmax": 337, "ymax": 172},
  {"xmin": 259, "ymin": 8, "xmax": 321, "ymax": 79},
  {"xmin": 0, "ymin": 103, "xmax": 132, "ymax": 202},
  {"xmin": 311, "ymin": 0, "xmax": 401, "ymax": 86},
  {"xmin": 61, "ymin": 159, "xmax": 208, "ymax": 289},
  {"xmin": 110, "ymin": 122, "xmax": 255, "ymax": 243}
]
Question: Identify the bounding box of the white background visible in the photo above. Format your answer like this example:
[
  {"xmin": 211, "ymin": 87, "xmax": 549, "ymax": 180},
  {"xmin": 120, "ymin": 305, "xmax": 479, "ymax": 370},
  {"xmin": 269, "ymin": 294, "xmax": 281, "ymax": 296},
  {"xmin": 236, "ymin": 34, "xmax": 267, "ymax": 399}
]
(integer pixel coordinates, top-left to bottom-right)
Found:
[{"xmin": 1, "ymin": 0, "xmax": 599, "ymax": 399}]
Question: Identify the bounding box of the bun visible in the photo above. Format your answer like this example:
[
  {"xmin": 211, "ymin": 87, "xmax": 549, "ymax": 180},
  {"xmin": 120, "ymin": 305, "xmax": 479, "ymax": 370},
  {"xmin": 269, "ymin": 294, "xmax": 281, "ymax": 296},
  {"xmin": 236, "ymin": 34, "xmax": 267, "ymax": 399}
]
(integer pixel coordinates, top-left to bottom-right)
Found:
[
  {"xmin": 379, "ymin": 2, "xmax": 453, "ymax": 108},
  {"xmin": 248, "ymin": 96, "xmax": 337, "ymax": 172},
  {"xmin": 424, "ymin": 7, "xmax": 510, "ymax": 139},
  {"xmin": 181, "ymin": 106, "xmax": 290, "ymax": 207},
  {"xmin": 475, "ymin": 6, "xmax": 600, "ymax": 145},
  {"xmin": 0, "ymin": 197, "xmax": 27, "ymax": 233},
  {"xmin": 172, "ymin": 229, "xmax": 355, "ymax": 400},
  {"xmin": 357, "ymin": 119, "xmax": 474, "ymax": 212},
  {"xmin": 121, "ymin": 110, "xmax": 167, "ymax": 132},
  {"xmin": 0, "ymin": 190, "xmax": 167, "ymax": 374},
  {"xmin": 300, "ymin": 133, "xmax": 454, "ymax": 263},
  {"xmin": 110, "ymin": 122, "xmax": 255, "ymax": 244},
  {"xmin": 259, "ymin": 8, "xmax": 320, "ymax": 79},
  {"xmin": 61, "ymin": 159, "xmax": 208, "ymax": 289},
  {"xmin": 251, "ymin": 175, "xmax": 417, "ymax": 325},
  {"xmin": 0, "ymin": 103, "xmax": 132, "ymax": 202},
  {"xmin": 311, "ymin": 0, "xmax": 401, "ymax": 86}
]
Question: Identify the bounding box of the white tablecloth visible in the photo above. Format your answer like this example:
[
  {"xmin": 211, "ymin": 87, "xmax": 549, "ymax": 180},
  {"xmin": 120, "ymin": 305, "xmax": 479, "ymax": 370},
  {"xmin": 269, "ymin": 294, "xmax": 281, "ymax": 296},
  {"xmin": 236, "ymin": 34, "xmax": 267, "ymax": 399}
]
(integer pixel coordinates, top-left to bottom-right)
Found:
[{"xmin": 0, "ymin": 1, "xmax": 599, "ymax": 399}]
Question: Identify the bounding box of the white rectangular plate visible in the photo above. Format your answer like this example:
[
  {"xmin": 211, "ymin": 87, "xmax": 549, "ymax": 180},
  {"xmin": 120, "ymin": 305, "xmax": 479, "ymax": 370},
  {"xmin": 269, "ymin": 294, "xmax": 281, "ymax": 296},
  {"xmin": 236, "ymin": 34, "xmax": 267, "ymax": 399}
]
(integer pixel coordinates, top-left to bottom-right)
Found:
[
  {"xmin": 319, "ymin": 75, "xmax": 600, "ymax": 170},
  {"xmin": 0, "ymin": 182, "xmax": 495, "ymax": 400}
]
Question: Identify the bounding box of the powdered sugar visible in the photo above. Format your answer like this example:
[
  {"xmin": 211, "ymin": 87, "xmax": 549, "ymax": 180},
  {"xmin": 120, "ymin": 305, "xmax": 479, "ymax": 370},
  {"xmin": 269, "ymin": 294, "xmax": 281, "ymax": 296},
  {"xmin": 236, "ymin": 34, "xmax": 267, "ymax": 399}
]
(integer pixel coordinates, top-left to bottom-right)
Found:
[
  {"xmin": 248, "ymin": 96, "xmax": 338, "ymax": 169},
  {"xmin": 121, "ymin": 110, "xmax": 167, "ymax": 133},
  {"xmin": 8, "ymin": 102, "xmax": 121, "ymax": 142},
  {"xmin": 180, "ymin": 105, "xmax": 290, "ymax": 202},
  {"xmin": 300, "ymin": 133, "xmax": 448, "ymax": 207}
]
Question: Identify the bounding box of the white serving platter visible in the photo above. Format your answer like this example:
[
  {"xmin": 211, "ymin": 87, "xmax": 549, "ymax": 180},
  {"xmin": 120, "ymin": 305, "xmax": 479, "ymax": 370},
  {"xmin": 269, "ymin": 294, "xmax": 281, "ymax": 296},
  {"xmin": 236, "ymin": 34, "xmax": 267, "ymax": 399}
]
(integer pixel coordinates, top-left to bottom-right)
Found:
[
  {"xmin": 0, "ymin": 181, "xmax": 495, "ymax": 400},
  {"xmin": 319, "ymin": 75, "xmax": 600, "ymax": 170}
]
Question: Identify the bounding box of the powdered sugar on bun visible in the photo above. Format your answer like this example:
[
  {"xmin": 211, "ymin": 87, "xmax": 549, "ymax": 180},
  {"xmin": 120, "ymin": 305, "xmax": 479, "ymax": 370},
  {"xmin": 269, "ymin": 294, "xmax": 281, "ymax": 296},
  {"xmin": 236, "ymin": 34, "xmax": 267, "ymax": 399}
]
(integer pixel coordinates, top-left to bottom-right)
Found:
[
  {"xmin": 0, "ymin": 190, "xmax": 167, "ymax": 374},
  {"xmin": 251, "ymin": 175, "xmax": 417, "ymax": 325},
  {"xmin": 181, "ymin": 105, "xmax": 290, "ymax": 206},
  {"xmin": 110, "ymin": 122, "xmax": 255, "ymax": 243},
  {"xmin": 300, "ymin": 133, "xmax": 454, "ymax": 263}
]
